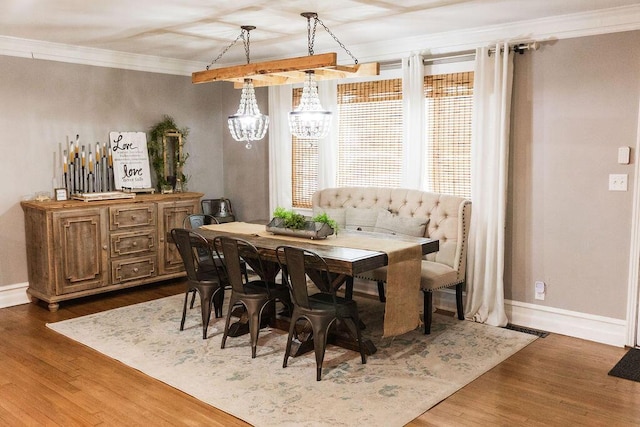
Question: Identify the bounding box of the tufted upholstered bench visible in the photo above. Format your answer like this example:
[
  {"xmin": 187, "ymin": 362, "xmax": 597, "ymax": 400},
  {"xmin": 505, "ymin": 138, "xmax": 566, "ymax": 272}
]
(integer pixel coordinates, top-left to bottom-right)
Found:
[{"xmin": 312, "ymin": 187, "xmax": 471, "ymax": 334}]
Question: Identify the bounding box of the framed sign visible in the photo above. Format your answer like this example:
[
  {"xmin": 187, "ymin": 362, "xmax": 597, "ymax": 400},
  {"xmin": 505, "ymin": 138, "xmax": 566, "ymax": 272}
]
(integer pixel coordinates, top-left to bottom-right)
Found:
[
  {"xmin": 109, "ymin": 131, "xmax": 152, "ymax": 190},
  {"xmin": 55, "ymin": 188, "xmax": 68, "ymax": 201}
]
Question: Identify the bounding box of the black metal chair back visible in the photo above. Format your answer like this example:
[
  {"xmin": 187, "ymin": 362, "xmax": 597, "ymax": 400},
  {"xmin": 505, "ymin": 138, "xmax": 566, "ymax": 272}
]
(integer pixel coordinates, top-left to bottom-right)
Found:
[
  {"xmin": 183, "ymin": 213, "xmax": 218, "ymax": 229},
  {"xmin": 171, "ymin": 228, "xmax": 225, "ymax": 339}
]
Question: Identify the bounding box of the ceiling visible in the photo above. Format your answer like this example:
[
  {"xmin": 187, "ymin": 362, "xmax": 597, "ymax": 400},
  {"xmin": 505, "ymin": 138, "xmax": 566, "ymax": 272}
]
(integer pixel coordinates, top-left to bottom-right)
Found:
[{"xmin": 2, "ymin": 0, "xmax": 639, "ymax": 71}]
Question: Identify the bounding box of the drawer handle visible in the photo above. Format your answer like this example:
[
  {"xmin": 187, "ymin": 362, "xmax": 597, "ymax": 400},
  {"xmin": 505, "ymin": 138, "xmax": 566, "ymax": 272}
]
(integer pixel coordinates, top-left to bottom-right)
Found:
[
  {"xmin": 132, "ymin": 241, "xmax": 138, "ymax": 246},
  {"xmin": 103, "ymin": 245, "xmax": 108, "ymax": 250},
  {"xmin": 131, "ymin": 215, "xmax": 136, "ymax": 221},
  {"xmin": 133, "ymin": 267, "xmax": 139, "ymax": 273}
]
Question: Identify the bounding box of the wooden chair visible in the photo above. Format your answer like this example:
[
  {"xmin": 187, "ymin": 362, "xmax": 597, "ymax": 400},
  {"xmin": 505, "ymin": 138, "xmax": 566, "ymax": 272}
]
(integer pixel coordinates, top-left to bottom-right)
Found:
[
  {"xmin": 171, "ymin": 228, "xmax": 226, "ymax": 339},
  {"xmin": 276, "ymin": 245, "xmax": 367, "ymax": 381},
  {"xmin": 215, "ymin": 236, "xmax": 291, "ymax": 358}
]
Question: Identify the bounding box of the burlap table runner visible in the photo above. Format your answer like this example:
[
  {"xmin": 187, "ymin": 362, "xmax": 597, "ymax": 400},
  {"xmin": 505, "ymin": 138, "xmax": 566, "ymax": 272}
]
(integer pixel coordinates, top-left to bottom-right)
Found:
[{"xmin": 202, "ymin": 222, "xmax": 422, "ymax": 337}]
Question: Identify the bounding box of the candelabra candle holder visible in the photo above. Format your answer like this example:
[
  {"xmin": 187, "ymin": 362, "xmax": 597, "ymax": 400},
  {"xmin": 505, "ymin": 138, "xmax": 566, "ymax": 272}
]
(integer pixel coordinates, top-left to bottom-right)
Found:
[{"xmin": 57, "ymin": 135, "xmax": 115, "ymax": 197}]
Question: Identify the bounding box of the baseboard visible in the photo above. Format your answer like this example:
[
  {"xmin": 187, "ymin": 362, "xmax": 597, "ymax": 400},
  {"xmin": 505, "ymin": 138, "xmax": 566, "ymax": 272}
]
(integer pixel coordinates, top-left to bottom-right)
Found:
[
  {"xmin": 354, "ymin": 279, "xmax": 627, "ymax": 347},
  {"xmin": 505, "ymin": 299, "xmax": 627, "ymax": 347},
  {"xmin": 0, "ymin": 282, "xmax": 30, "ymax": 309}
]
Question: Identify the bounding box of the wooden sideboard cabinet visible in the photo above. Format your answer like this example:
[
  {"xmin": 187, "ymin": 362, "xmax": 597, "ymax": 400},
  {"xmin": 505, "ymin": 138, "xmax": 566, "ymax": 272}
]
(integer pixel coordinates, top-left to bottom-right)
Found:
[{"xmin": 21, "ymin": 192, "xmax": 203, "ymax": 311}]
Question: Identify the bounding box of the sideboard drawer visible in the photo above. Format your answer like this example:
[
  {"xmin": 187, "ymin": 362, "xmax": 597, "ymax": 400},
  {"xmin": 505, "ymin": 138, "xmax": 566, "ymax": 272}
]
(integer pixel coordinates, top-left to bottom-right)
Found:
[
  {"xmin": 110, "ymin": 230, "xmax": 156, "ymax": 257},
  {"xmin": 111, "ymin": 255, "xmax": 156, "ymax": 283},
  {"xmin": 109, "ymin": 204, "xmax": 156, "ymax": 230}
]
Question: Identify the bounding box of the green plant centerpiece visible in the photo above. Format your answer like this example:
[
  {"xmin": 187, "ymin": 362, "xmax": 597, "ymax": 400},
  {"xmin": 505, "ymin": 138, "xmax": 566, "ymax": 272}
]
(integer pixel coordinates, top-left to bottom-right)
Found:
[
  {"xmin": 267, "ymin": 207, "xmax": 337, "ymax": 239},
  {"xmin": 148, "ymin": 115, "xmax": 190, "ymax": 191}
]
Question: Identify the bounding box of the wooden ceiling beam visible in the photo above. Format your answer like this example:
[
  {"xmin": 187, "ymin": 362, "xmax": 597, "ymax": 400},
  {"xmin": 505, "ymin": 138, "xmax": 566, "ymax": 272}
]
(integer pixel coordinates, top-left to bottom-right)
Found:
[{"xmin": 192, "ymin": 51, "xmax": 380, "ymax": 88}]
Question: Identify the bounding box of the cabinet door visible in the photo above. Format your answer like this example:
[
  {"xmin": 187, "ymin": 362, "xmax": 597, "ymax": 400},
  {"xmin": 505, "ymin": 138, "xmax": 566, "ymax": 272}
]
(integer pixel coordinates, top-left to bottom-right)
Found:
[
  {"xmin": 53, "ymin": 208, "xmax": 108, "ymax": 295},
  {"xmin": 157, "ymin": 200, "xmax": 198, "ymax": 275}
]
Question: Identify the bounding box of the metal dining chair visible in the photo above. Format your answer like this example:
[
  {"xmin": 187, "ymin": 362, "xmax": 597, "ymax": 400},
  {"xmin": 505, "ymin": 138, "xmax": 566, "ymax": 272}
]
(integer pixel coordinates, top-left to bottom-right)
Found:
[
  {"xmin": 171, "ymin": 228, "xmax": 226, "ymax": 339},
  {"xmin": 215, "ymin": 236, "xmax": 292, "ymax": 358},
  {"xmin": 276, "ymin": 245, "xmax": 367, "ymax": 381}
]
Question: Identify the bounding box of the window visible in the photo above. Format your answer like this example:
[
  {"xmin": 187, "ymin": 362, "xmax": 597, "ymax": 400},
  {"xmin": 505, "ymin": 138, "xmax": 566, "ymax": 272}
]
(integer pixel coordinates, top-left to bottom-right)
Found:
[
  {"xmin": 424, "ymin": 72, "xmax": 474, "ymax": 199},
  {"xmin": 290, "ymin": 65, "xmax": 474, "ymax": 208},
  {"xmin": 337, "ymin": 79, "xmax": 403, "ymax": 189}
]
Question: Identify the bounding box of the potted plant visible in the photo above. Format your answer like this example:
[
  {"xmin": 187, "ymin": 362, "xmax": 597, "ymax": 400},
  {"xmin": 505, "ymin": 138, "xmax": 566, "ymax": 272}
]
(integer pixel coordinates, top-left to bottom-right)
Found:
[{"xmin": 267, "ymin": 207, "xmax": 336, "ymax": 239}]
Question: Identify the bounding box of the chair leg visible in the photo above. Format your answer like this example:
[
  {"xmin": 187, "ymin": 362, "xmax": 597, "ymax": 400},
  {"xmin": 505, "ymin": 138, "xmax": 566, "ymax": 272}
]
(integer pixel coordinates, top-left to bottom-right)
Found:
[
  {"xmin": 456, "ymin": 282, "xmax": 464, "ymax": 320},
  {"xmin": 423, "ymin": 290, "xmax": 433, "ymax": 335},
  {"xmin": 376, "ymin": 281, "xmax": 386, "ymax": 302},
  {"xmin": 189, "ymin": 290, "xmax": 196, "ymax": 309},
  {"xmin": 249, "ymin": 310, "xmax": 262, "ymax": 359},
  {"xmin": 212, "ymin": 288, "xmax": 224, "ymax": 318},
  {"xmin": 351, "ymin": 314, "xmax": 367, "ymax": 365},
  {"xmin": 199, "ymin": 287, "xmax": 216, "ymax": 340},
  {"xmin": 283, "ymin": 314, "xmax": 299, "ymax": 368},
  {"xmin": 221, "ymin": 296, "xmax": 238, "ymax": 349},
  {"xmin": 180, "ymin": 291, "xmax": 191, "ymax": 331},
  {"xmin": 313, "ymin": 322, "xmax": 331, "ymax": 381}
]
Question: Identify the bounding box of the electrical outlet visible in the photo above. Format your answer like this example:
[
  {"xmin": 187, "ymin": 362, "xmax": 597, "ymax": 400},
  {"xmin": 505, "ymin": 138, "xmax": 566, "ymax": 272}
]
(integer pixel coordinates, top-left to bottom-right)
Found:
[
  {"xmin": 535, "ymin": 281, "xmax": 545, "ymax": 301},
  {"xmin": 609, "ymin": 174, "xmax": 628, "ymax": 191}
]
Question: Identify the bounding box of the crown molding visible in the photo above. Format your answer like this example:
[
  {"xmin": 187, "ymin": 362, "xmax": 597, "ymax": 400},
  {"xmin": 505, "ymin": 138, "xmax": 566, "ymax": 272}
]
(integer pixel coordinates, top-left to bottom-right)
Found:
[
  {"xmin": 0, "ymin": 35, "xmax": 205, "ymax": 76},
  {"xmin": 1, "ymin": 4, "xmax": 639, "ymax": 75},
  {"xmin": 353, "ymin": 4, "xmax": 640, "ymax": 63}
]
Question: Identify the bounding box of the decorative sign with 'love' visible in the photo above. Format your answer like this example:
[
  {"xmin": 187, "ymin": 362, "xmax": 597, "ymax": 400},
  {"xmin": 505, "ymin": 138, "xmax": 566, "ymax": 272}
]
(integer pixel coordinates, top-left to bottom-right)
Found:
[{"xmin": 109, "ymin": 131, "xmax": 152, "ymax": 190}]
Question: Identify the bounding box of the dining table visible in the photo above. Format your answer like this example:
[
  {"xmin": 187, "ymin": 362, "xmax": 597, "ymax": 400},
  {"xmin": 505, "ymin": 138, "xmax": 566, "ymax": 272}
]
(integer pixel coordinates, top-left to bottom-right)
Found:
[{"xmin": 196, "ymin": 221, "xmax": 439, "ymax": 355}]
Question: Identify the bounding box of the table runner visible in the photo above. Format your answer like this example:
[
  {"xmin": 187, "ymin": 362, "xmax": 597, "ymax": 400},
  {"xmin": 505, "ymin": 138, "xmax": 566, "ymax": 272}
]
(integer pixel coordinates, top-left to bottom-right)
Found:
[{"xmin": 201, "ymin": 222, "xmax": 422, "ymax": 337}]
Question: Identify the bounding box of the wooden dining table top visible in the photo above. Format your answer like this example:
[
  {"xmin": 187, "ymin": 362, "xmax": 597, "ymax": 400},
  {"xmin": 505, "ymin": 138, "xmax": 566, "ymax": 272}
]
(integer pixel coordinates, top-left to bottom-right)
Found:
[{"xmin": 195, "ymin": 222, "xmax": 439, "ymax": 277}]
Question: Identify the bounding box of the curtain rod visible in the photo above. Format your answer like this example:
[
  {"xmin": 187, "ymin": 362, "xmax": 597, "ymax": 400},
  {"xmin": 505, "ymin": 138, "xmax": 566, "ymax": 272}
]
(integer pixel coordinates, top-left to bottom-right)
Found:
[
  {"xmin": 379, "ymin": 50, "xmax": 476, "ymax": 70},
  {"xmin": 489, "ymin": 41, "xmax": 539, "ymax": 56},
  {"xmin": 379, "ymin": 41, "xmax": 537, "ymax": 70}
]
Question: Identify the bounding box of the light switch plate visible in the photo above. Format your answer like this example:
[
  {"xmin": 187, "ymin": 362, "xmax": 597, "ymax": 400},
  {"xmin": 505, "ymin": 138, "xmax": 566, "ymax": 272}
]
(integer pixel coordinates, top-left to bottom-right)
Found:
[{"xmin": 618, "ymin": 146, "xmax": 631, "ymax": 165}]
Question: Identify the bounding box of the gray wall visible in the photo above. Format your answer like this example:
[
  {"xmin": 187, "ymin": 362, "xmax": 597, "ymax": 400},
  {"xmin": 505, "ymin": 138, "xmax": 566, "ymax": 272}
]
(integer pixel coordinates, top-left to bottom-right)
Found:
[
  {"xmin": 0, "ymin": 55, "xmax": 224, "ymax": 286},
  {"xmin": 508, "ymin": 30, "xmax": 640, "ymax": 319}
]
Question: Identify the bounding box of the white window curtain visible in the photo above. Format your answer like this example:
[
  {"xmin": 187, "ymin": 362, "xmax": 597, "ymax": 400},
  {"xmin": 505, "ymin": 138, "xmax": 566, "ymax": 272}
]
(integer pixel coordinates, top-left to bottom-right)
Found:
[
  {"xmin": 465, "ymin": 42, "xmax": 513, "ymax": 327},
  {"xmin": 317, "ymin": 79, "xmax": 338, "ymax": 190},
  {"xmin": 268, "ymin": 85, "xmax": 293, "ymax": 213},
  {"xmin": 401, "ymin": 53, "xmax": 426, "ymax": 189}
]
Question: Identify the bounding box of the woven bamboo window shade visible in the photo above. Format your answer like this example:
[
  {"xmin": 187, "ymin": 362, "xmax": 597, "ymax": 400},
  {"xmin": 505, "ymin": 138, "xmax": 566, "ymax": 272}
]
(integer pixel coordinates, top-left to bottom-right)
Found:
[
  {"xmin": 336, "ymin": 79, "xmax": 403, "ymax": 189},
  {"xmin": 424, "ymin": 72, "xmax": 474, "ymax": 198}
]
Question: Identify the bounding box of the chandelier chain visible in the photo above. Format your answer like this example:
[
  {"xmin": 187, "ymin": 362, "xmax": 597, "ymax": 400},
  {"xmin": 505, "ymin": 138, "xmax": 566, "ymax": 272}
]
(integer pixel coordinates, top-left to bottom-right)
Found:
[
  {"xmin": 315, "ymin": 16, "xmax": 358, "ymax": 64},
  {"xmin": 206, "ymin": 32, "xmax": 243, "ymax": 70},
  {"xmin": 243, "ymin": 29, "xmax": 251, "ymax": 64}
]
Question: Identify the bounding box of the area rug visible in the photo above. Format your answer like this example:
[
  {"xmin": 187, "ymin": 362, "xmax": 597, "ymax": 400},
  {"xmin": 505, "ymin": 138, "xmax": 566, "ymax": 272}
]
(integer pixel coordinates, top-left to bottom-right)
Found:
[
  {"xmin": 609, "ymin": 348, "xmax": 640, "ymax": 382},
  {"xmin": 47, "ymin": 295, "xmax": 536, "ymax": 427}
]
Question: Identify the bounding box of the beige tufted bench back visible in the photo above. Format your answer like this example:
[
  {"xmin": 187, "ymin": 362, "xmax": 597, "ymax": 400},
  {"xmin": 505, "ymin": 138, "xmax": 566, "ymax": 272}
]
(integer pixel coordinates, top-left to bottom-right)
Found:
[{"xmin": 312, "ymin": 187, "xmax": 471, "ymax": 280}]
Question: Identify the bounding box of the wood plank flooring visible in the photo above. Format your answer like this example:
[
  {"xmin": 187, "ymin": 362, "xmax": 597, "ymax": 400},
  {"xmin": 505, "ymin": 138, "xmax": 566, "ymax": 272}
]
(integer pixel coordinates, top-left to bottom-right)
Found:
[{"xmin": 1, "ymin": 280, "xmax": 639, "ymax": 426}]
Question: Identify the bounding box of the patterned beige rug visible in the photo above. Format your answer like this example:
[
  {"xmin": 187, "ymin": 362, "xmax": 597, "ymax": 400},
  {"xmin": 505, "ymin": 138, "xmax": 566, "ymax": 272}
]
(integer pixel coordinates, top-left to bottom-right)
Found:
[{"xmin": 47, "ymin": 294, "xmax": 536, "ymax": 426}]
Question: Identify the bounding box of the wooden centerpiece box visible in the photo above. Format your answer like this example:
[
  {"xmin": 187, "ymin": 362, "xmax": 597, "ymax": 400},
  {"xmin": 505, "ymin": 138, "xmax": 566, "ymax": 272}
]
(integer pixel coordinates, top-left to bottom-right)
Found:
[{"xmin": 21, "ymin": 192, "xmax": 203, "ymax": 311}]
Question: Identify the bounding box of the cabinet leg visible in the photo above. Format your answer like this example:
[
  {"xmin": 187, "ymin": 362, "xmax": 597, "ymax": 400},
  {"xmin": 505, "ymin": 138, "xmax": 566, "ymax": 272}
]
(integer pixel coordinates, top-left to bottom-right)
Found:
[{"xmin": 48, "ymin": 302, "xmax": 60, "ymax": 312}]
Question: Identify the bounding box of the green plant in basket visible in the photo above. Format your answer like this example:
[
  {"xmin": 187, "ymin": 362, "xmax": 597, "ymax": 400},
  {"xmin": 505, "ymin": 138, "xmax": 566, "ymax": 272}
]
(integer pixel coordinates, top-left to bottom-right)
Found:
[
  {"xmin": 272, "ymin": 207, "xmax": 306, "ymax": 230},
  {"xmin": 312, "ymin": 212, "xmax": 339, "ymax": 234}
]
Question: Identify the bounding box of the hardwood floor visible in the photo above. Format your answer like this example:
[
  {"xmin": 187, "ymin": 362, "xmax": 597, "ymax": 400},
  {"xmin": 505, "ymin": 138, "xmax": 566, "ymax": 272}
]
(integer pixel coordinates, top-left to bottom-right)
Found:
[{"xmin": 1, "ymin": 280, "xmax": 639, "ymax": 426}]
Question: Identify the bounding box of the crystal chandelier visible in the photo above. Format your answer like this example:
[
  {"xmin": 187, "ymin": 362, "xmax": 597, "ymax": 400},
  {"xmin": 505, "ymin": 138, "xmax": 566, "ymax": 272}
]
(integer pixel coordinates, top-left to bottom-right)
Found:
[
  {"xmin": 207, "ymin": 25, "xmax": 269, "ymax": 149},
  {"xmin": 289, "ymin": 71, "xmax": 331, "ymax": 139},
  {"xmin": 288, "ymin": 12, "xmax": 359, "ymax": 141},
  {"xmin": 228, "ymin": 78, "xmax": 269, "ymax": 149}
]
